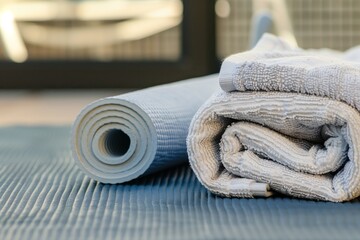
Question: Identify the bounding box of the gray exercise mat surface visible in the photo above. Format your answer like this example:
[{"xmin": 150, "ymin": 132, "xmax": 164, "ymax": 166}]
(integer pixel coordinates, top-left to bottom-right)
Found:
[{"xmin": 0, "ymin": 126, "xmax": 360, "ymax": 240}]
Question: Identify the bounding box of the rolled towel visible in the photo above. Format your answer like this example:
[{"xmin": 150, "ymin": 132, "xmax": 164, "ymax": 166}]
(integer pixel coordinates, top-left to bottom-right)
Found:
[
  {"xmin": 72, "ymin": 75, "xmax": 218, "ymax": 183},
  {"xmin": 187, "ymin": 34, "xmax": 360, "ymax": 202}
]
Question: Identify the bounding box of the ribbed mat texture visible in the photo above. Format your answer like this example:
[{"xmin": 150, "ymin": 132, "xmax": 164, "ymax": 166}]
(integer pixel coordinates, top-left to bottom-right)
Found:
[{"xmin": 1, "ymin": 126, "xmax": 360, "ymax": 240}]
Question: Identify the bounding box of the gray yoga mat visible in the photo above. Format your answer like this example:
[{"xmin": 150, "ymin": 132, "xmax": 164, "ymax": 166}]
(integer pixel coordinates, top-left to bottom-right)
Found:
[
  {"xmin": 1, "ymin": 126, "xmax": 360, "ymax": 240},
  {"xmin": 71, "ymin": 75, "xmax": 218, "ymax": 184}
]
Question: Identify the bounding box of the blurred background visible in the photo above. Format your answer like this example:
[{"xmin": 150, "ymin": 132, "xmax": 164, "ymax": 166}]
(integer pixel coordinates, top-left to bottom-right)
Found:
[
  {"xmin": 0, "ymin": 0, "xmax": 183, "ymax": 62},
  {"xmin": 0, "ymin": 0, "xmax": 359, "ymax": 123},
  {"xmin": 217, "ymin": 0, "xmax": 360, "ymax": 57},
  {"xmin": 0, "ymin": 0, "xmax": 360, "ymax": 88}
]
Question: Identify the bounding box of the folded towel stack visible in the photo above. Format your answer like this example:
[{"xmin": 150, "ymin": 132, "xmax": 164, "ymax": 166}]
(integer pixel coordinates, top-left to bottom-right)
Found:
[
  {"xmin": 187, "ymin": 34, "xmax": 360, "ymax": 202},
  {"xmin": 72, "ymin": 75, "xmax": 218, "ymax": 183}
]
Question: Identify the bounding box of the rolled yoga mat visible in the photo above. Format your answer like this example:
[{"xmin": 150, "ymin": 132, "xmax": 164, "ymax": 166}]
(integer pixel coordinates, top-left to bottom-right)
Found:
[{"xmin": 72, "ymin": 75, "xmax": 218, "ymax": 183}]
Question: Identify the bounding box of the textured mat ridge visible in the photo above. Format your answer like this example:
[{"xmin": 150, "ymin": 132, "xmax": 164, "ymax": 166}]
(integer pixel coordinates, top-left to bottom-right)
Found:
[{"xmin": 0, "ymin": 127, "xmax": 360, "ymax": 240}]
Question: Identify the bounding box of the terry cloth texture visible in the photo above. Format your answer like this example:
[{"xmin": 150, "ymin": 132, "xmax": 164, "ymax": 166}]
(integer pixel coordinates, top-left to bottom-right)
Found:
[
  {"xmin": 187, "ymin": 34, "xmax": 360, "ymax": 202},
  {"xmin": 72, "ymin": 75, "xmax": 218, "ymax": 184},
  {"xmin": 2, "ymin": 126, "xmax": 360, "ymax": 240}
]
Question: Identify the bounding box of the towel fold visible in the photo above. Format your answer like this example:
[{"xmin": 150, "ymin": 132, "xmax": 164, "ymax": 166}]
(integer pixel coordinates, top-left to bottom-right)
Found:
[
  {"xmin": 187, "ymin": 34, "xmax": 360, "ymax": 202},
  {"xmin": 72, "ymin": 75, "xmax": 218, "ymax": 183}
]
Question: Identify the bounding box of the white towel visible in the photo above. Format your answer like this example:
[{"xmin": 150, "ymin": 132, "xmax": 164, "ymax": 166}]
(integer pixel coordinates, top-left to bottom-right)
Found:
[
  {"xmin": 187, "ymin": 34, "xmax": 360, "ymax": 202},
  {"xmin": 72, "ymin": 75, "xmax": 218, "ymax": 184}
]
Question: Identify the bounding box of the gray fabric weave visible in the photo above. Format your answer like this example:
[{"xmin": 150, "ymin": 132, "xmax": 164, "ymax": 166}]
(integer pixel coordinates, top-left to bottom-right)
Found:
[
  {"xmin": 187, "ymin": 34, "xmax": 360, "ymax": 202},
  {"xmin": 1, "ymin": 126, "xmax": 360, "ymax": 240}
]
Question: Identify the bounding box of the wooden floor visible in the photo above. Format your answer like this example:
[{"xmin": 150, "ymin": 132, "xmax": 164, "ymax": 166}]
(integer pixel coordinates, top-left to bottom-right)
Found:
[{"xmin": 0, "ymin": 90, "xmax": 129, "ymax": 126}]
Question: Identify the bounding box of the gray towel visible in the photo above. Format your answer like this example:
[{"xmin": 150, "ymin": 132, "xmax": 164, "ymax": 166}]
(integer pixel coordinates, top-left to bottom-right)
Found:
[
  {"xmin": 187, "ymin": 34, "xmax": 360, "ymax": 202},
  {"xmin": 72, "ymin": 75, "xmax": 218, "ymax": 183}
]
